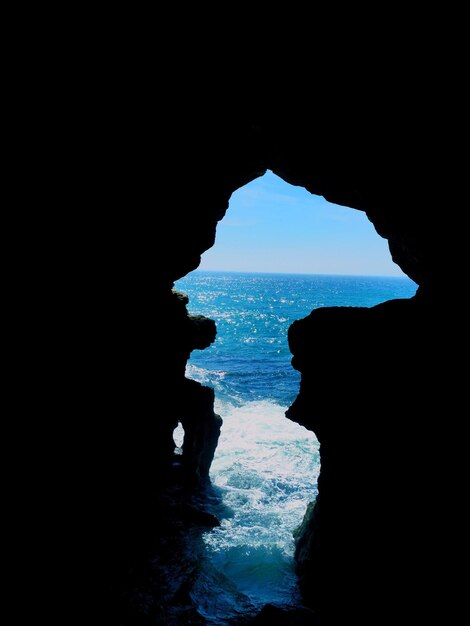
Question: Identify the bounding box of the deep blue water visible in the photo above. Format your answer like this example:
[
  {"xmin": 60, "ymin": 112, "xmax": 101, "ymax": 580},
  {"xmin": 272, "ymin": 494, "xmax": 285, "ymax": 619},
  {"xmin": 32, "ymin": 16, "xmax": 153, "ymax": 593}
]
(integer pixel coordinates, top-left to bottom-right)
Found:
[
  {"xmin": 173, "ymin": 271, "xmax": 417, "ymax": 623},
  {"xmin": 176, "ymin": 271, "xmax": 417, "ymax": 407}
]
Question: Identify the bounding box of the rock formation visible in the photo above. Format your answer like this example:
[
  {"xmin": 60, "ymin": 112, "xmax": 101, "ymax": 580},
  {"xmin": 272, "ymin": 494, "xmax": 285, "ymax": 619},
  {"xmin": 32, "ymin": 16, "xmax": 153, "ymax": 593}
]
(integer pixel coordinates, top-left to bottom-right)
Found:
[
  {"xmin": 161, "ymin": 289, "xmax": 222, "ymax": 484},
  {"xmin": 287, "ymin": 294, "xmax": 449, "ymax": 623},
  {"xmin": 82, "ymin": 110, "xmax": 455, "ymax": 624}
]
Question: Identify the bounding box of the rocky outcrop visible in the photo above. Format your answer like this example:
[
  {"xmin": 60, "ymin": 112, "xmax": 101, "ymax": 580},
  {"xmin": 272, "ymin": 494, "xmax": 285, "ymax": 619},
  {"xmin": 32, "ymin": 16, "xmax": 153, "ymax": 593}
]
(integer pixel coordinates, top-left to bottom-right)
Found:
[
  {"xmin": 161, "ymin": 289, "xmax": 221, "ymax": 483},
  {"xmin": 178, "ymin": 378, "xmax": 222, "ymax": 485},
  {"xmin": 286, "ymin": 294, "xmax": 453, "ymax": 623},
  {"xmin": 104, "ymin": 288, "xmax": 222, "ymax": 622}
]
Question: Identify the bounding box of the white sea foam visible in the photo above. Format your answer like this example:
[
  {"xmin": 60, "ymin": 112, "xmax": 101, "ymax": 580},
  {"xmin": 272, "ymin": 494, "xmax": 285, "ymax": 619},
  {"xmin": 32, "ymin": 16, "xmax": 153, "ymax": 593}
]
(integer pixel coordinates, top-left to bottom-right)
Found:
[
  {"xmin": 186, "ymin": 363, "xmax": 226, "ymax": 384},
  {"xmin": 202, "ymin": 399, "xmax": 320, "ymax": 607}
]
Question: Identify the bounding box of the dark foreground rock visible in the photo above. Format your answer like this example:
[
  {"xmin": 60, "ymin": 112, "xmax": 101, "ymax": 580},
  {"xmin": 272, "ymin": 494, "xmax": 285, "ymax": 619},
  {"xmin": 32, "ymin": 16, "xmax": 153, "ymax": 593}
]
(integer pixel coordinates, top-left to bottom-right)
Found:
[
  {"xmin": 287, "ymin": 294, "xmax": 457, "ymax": 624},
  {"xmin": 65, "ymin": 109, "xmax": 458, "ymax": 624}
]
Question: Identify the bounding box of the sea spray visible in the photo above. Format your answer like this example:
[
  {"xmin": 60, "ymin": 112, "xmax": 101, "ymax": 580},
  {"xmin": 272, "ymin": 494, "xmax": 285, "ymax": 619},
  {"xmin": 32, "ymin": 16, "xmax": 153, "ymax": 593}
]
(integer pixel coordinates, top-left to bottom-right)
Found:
[{"xmin": 202, "ymin": 399, "xmax": 319, "ymax": 607}]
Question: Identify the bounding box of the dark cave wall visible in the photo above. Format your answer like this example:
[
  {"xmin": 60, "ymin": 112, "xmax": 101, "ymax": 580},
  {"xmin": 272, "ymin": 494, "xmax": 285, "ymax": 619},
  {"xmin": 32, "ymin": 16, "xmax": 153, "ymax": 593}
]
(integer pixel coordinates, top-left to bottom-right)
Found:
[
  {"xmin": 90, "ymin": 113, "xmax": 456, "ymax": 623},
  {"xmin": 161, "ymin": 118, "xmax": 441, "ymax": 292},
  {"xmin": 286, "ymin": 296, "xmax": 451, "ymax": 622},
  {"xmin": 154, "ymin": 119, "xmax": 452, "ymax": 623}
]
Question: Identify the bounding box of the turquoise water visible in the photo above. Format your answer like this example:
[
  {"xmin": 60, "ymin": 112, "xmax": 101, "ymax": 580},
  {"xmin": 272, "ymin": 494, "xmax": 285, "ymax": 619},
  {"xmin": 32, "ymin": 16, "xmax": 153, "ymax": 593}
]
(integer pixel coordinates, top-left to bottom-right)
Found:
[{"xmin": 174, "ymin": 270, "xmax": 417, "ymax": 621}]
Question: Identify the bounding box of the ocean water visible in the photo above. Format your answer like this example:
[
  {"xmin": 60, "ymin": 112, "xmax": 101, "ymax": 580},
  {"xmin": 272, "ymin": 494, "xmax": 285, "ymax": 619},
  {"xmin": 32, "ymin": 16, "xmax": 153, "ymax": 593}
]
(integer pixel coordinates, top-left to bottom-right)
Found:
[{"xmin": 174, "ymin": 271, "xmax": 417, "ymax": 621}]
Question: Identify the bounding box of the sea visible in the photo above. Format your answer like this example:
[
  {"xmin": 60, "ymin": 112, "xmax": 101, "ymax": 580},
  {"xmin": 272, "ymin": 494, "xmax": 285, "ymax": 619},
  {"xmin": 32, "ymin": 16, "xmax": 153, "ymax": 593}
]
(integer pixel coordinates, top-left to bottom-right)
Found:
[{"xmin": 173, "ymin": 270, "xmax": 417, "ymax": 622}]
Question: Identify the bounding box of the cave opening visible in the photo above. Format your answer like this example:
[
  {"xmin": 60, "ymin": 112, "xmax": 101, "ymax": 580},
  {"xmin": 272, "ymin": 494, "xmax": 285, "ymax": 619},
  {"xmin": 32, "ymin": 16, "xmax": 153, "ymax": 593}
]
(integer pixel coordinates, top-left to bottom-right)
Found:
[{"xmin": 173, "ymin": 171, "xmax": 418, "ymax": 613}]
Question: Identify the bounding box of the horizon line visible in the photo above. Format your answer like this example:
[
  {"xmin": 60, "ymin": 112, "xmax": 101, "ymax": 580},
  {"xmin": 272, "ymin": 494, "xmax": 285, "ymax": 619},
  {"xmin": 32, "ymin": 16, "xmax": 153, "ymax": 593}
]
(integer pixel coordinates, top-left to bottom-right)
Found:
[{"xmin": 181, "ymin": 268, "xmax": 416, "ymax": 281}]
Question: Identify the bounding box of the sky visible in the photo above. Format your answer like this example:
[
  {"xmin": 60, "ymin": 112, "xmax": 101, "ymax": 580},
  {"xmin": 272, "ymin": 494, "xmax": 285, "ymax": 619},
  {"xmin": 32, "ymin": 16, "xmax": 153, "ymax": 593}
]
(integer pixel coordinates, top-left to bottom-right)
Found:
[{"xmin": 199, "ymin": 170, "xmax": 406, "ymax": 277}]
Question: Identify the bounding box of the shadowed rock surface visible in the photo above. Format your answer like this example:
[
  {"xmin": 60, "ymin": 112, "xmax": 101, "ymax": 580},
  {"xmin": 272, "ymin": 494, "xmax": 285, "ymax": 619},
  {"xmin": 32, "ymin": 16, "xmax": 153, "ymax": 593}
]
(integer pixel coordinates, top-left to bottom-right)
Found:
[
  {"xmin": 286, "ymin": 295, "xmax": 452, "ymax": 623},
  {"xmin": 73, "ymin": 106, "xmax": 458, "ymax": 625}
]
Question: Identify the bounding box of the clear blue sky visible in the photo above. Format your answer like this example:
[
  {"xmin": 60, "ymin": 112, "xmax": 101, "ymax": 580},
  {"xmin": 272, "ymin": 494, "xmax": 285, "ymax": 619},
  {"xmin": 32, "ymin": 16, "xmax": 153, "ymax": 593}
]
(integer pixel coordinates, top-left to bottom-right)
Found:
[{"xmin": 199, "ymin": 170, "xmax": 406, "ymax": 277}]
